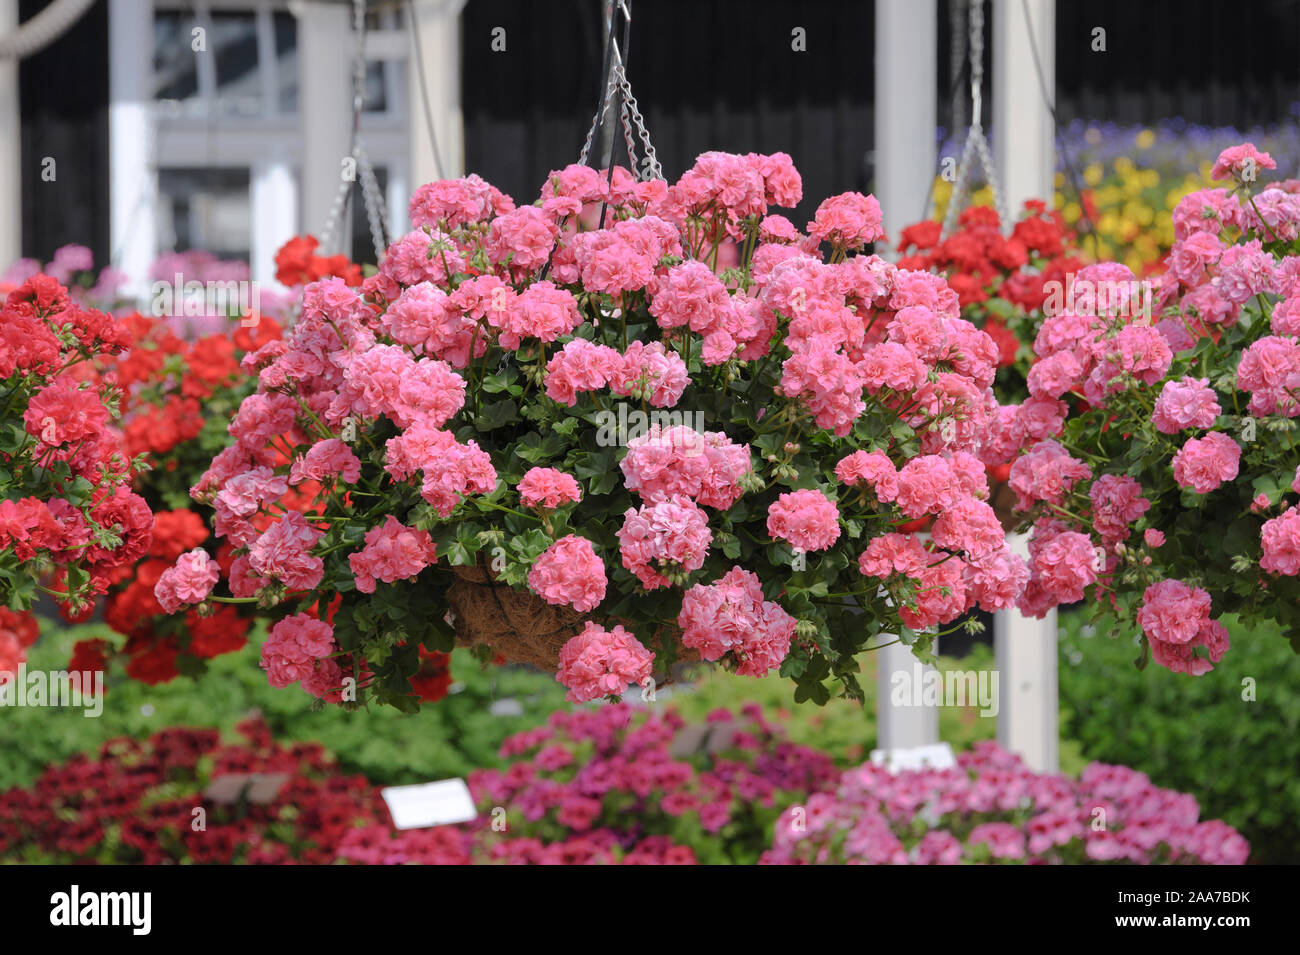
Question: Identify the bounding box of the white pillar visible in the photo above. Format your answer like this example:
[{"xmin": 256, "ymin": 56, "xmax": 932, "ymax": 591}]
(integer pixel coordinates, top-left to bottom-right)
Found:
[
  {"xmin": 873, "ymin": 0, "xmax": 937, "ymax": 255},
  {"xmin": 876, "ymin": 637, "xmax": 939, "ymax": 750},
  {"xmin": 994, "ymin": 532, "xmax": 1059, "ymax": 772},
  {"xmin": 109, "ymin": 0, "xmax": 158, "ymax": 299},
  {"xmin": 0, "ymin": 0, "xmax": 20, "ymax": 267},
  {"xmin": 297, "ymin": 0, "xmax": 353, "ymax": 254},
  {"xmin": 408, "ymin": 0, "xmax": 466, "ymax": 191},
  {"xmin": 387, "ymin": 161, "xmax": 410, "ymax": 237},
  {"xmin": 250, "ymin": 159, "xmax": 296, "ymax": 288},
  {"xmin": 993, "ymin": 0, "xmax": 1055, "ymax": 228}
]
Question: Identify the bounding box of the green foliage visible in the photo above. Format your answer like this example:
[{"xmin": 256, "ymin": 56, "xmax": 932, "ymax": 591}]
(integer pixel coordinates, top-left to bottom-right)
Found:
[
  {"xmin": 667, "ymin": 641, "xmax": 1092, "ymax": 773},
  {"xmin": 1058, "ymin": 609, "xmax": 1300, "ymax": 864},
  {"xmin": 7, "ymin": 617, "xmax": 1095, "ymax": 798},
  {"xmin": 0, "ymin": 618, "xmax": 566, "ymax": 791}
]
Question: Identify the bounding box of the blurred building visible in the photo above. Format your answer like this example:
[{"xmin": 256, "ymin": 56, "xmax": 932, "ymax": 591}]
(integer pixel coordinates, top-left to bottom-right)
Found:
[{"xmin": 6, "ymin": 0, "xmax": 1299, "ymax": 294}]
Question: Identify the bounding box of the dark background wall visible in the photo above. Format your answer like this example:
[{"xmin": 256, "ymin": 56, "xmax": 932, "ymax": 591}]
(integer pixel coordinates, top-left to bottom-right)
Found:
[
  {"xmin": 462, "ymin": 0, "xmax": 1300, "ymax": 212},
  {"xmin": 16, "ymin": 0, "xmax": 1300, "ymax": 265},
  {"xmin": 18, "ymin": 0, "xmax": 111, "ymax": 266}
]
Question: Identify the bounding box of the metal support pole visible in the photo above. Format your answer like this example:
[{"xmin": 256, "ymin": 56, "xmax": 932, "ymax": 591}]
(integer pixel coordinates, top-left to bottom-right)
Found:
[{"xmin": 873, "ymin": 0, "xmax": 937, "ymax": 255}]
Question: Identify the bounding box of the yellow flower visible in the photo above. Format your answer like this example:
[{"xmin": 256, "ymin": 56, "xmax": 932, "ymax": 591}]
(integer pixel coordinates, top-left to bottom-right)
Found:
[
  {"xmin": 1062, "ymin": 201, "xmax": 1081, "ymax": 224},
  {"xmin": 1135, "ymin": 129, "xmax": 1156, "ymax": 150},
  {"xmin": 1084, "ymin": 163, "xmax": 1104, "ymax": 187}
]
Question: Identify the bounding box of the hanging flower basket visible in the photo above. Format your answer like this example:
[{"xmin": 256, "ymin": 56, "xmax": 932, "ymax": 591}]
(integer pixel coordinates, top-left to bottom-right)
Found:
[
  {"xmin": 159, "ymin": 148, "xmax": 1030, "ymax": 711},
  {"xmin": 996, "ymin": 142, "xmax": 1300, "ymax": 675}
]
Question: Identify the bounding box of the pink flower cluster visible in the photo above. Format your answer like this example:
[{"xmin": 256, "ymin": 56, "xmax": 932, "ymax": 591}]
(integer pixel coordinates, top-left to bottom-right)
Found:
[
  {"xmin": 765, "ymin": 488, "xmax": 841, "ymax": 552},
  {"xmin": 835, "ymin": 450, "xmax": 899, "ymax": 500},
  {"xmin": 649, "ymin": 262, "xmax": 761, "ymax": 365},
  {"xmin": 616, "ymin": 496, "xmax": 712, "ymax": 590},
  {"xmin": 678, "ymin": 567, "xmax": 796, "ymax": 676},
  {"xmin": 807, "ymin": 192, "xmax": 885, "ymax": 250},
  {"xmin": 1008, "ymin": 439, "xmax": 1092, "ymax": 510},
  {"xmin": 620, "ymin": 425, "xmax": 751, "ymax": 510},
  {"xmin": 1171, "ymin": 431, "xmax": 1241, "ymax": 494},
  {"xmin": 1135, "ymin": 579, "xmax": 1230, "ymax": 676},
  {"xmin": 461, "ymin": 702, "xmax": 836, "ymax": 863},
  {"xmin": 555, "ymin": 622, "xmax": 653, "ymax": 703},
  {"xmin": 543, "ymin": 338, "xmax": 622, "ymax": 406},
  {"xmin": 1236, "ymin": 335, "xmax": 1300, "ymax": 416},
  {"xmin": 517, "ymin": 467, "xmax": 582, "ymax": 510},
  {"xmin": 608, "ymin": 341, "xmax": 688, "ymax": 407},
  {"xmin": 348, "ymin": 516, "xmax": 437, "ymax": 594},
  {"xmin": 183, "ymin": 149, "xmax": 1042, "ymax": 702},
  {"xmin": 1019, "ymin": 525, "xmax": 1099, "ymax": 612},
  {"xmin": 996, "ymin": 145, "xmax": 1300, "ymax": 669},
  {"xmin": 1210, "ymin": 142, "xmax": 1277, "ymax": 183},
  {"xmin": 1261, "ymin": 504, "xmax": 1300, "ymax": 575},
  {"xmin": 260, "ymin": 613, "xmax": 342, "ymax": 700},
  {"xmin": 756, "ymin": 236, "xmax": 998, "ymax": 439},
  {"xmin": 763, "ymin": 742, "xmax": 1249, "ymax": 865},
  {"xmin": 384, "ymin": 420, "xmax": 497, "ymax": 517},
  {"xmin": 528, "ymin": 535, "xmax": 607, "ymax": 612},
  {"xmin": 153, "ymin": 548, "xmax": 219, "ymax": 613},
  {"xmin": 1151, "ymin": 376, "xmax": 1221, "ymax": 433}
]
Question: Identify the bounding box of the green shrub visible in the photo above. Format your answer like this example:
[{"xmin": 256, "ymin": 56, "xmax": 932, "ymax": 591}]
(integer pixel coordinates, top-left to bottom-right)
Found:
[
  {"xmin": 665, "ymin": 641, "xmax": 1065, "ymax": 769},
  {"xmin": 8, "ymin": 618, "xmax": 1092, "ymax": 798},
  {"xmin": 0, "ymin": 619, "xmax": 566, "ymax": 790},
  {"xmin": 1058, "ymin": 610, "xmax": 1300, "ymax": 864}
]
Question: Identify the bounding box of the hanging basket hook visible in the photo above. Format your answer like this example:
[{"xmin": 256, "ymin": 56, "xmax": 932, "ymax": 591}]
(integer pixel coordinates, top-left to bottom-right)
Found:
[{"xmin": 941, "ymin": 0, "xmax": 1007, "ymax": 238}]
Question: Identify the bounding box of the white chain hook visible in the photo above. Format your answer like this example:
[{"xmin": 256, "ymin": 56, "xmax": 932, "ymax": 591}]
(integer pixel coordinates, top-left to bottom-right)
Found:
[
  {"xmin": 320, "ymin": 0, "xmax": 392, "ymax": 261},
  {"xmin": 941, "ymin": 0, "xmax": 1008, "ymax": 237},
  {"xmin": 576, "ymin": 0, "xmax": 662, "ymax": 182}
]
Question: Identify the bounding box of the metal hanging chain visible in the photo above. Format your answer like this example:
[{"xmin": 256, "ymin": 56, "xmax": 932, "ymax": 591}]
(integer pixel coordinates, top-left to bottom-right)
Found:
[
  {"xmin": 576, "ymin": 0, "xmax": 623, "ymax": 168},
  {"xmin": 941, "ymin": 0, "xmax": 1007, "ymax": 237},
  {"xmin": 575, "ymin": 0, "xmax": 662, "ymax": 182},
  {"xmin": 320, "ymin": 0, "xmax": 392, "ymax": 260},
  {"xmin": 611, "ymin": 41, "xmax": 662, "ymax": 181}
]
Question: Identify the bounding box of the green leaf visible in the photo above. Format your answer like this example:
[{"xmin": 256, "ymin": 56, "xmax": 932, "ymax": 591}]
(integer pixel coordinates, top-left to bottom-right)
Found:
[{"xmin": 472, "ymin": 399, "xmax": 520, "ymax": 432}]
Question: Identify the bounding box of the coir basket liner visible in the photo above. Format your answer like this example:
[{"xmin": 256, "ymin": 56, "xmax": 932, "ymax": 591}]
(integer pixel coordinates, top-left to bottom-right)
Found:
[{"xmin": 447, "ymin": 562, "xmax": 693, "ymax": 673}]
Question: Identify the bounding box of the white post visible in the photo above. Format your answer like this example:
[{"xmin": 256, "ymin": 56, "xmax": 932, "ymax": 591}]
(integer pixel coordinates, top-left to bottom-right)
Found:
[
  {"xmin": 872, "ymin": 540, "xmax": 953, "ymax": 770},
  {"xmin": 297, "ymin": 0, "xmax": 353, "ymax": 255},
  {"xmin": 387, "ymin": 162, "xmax": 410, "ymax": 238},
  {"xmin": 408, "ymin": 0, "xmax": 466, "ymax": 192},
  {"xmin": 873, "ymin": 0, "xmax": 937, "ymax": 255},
  {"xmin": 0, "ymin": 0, "xmax": 21, "ymax": 268},
  {"xmin": 109, "ymin": 0, "xmax": 158, "ymax": 299},
  {"xmin": 992, "ymin": 0, "xmax": 1055, "ymax": 227},
  {"xmin": 876, "ymin": 637, "xmax": 939, "ymax": 750},
  {"xmin": 250, "ymin": 159, "xmax": 296, "ymax": 288},
  {"xmin": 994, "ymin": 533, "xmax": 1059, "ymax": 772}
]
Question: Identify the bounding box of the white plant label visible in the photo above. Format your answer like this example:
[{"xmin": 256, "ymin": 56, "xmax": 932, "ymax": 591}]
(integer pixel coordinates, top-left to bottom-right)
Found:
[{"xmin": 381, "ymin": 778, "xmax": 478, "ymax": 830}]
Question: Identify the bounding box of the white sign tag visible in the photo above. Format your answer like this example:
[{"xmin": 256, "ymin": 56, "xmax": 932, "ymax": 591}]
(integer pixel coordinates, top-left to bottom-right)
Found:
[
  {"xmin": 869, "ymin": 742, "xmax": 957, "ymax": 774},
  {"xmin": 380, "ymin": 778, "xmax": 478, "ymax": 830}
]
